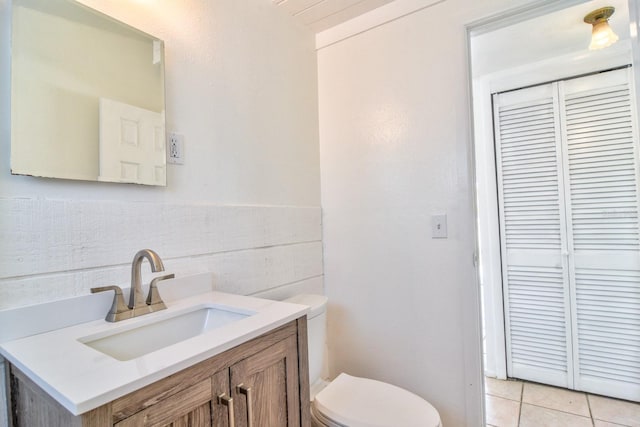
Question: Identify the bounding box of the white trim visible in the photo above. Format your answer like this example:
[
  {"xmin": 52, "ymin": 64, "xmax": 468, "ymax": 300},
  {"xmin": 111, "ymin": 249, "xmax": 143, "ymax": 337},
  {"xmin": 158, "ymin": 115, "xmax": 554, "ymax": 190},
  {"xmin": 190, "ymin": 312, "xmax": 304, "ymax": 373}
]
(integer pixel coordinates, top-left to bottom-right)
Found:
[
  {"xmin": 480, "ymin": 41, "xmax": 633, "ymax": 94},
  {"xmin": 494, "ymin": 90, "xmax": 513, "ymax": 381},
  {"xmin": 315, "ymin": 0, "xmax": 444, "ymax": 50},
  {"xmin": 473, "ymin": 77, "xmax": 508, "ymax": 380},
  {"xmin": 629, "ymin": 0, "xmax": 640, "ymax": 119},
  {"xmin": 467, "ymin": 0, "xmax": 589, "ymax": 37},
  {"xmin": 556, "ymin": 79, "xmax": 576, "ymax": 390},
  {"xmin": 462, "ymin": 20, "xmax": 486, "ymax": 427}
]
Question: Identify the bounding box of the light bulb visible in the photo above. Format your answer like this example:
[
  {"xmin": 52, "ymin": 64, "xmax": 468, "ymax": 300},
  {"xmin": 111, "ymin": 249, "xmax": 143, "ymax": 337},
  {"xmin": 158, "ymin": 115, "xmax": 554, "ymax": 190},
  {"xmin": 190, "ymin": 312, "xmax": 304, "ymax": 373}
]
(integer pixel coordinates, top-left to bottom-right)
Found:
[{"xmin": 589, "ymin": 20, "xmax": 619, "ymax": 50}]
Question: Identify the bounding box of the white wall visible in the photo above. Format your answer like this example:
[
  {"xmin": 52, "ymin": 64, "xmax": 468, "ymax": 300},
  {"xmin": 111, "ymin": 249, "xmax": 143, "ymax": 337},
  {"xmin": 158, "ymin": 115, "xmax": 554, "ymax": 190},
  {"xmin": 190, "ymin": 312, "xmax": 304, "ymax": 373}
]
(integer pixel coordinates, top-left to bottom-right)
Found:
[
  {"xmin": 316, "ymin": 0, "xmax": 536, "ymax": 425},
  {"xmin": 0, "ymin": 0, "xmax": 321, "ymax": 423}
]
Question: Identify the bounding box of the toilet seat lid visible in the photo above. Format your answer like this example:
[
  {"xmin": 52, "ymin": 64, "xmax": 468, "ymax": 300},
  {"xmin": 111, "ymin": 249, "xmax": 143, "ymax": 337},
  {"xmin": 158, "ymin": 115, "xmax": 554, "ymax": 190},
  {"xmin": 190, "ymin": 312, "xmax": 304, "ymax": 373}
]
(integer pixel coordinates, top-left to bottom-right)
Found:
[{"xmin": 313, "ymin": 373, "xmax": 441, "ymax": 427}]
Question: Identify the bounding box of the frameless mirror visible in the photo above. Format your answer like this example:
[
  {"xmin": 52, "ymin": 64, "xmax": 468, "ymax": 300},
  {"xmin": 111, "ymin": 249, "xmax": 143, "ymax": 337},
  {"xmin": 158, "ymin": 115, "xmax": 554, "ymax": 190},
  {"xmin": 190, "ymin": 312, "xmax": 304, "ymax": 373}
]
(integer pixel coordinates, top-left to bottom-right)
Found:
[{"xmin": 11, "ymin": 0, "xmax": 167, "ymax": 186}]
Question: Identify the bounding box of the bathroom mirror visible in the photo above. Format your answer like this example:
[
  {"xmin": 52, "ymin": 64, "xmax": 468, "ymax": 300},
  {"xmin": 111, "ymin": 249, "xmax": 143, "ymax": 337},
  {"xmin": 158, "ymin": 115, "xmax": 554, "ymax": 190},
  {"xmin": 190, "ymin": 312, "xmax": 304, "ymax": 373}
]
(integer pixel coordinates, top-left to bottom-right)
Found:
[{"xmin": 10, "ymin": 0, "xmax": 167, "ymax": 186}]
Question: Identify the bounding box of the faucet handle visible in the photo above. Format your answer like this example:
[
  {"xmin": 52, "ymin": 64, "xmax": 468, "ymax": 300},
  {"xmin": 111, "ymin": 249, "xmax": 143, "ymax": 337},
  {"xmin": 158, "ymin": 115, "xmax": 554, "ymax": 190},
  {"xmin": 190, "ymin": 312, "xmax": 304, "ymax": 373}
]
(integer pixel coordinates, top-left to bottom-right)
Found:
[
  {"xmin": 146, "ymin": 273, "xmax": 174, "ymax": 312},
  {"xmin": 91, "ymin": 285, "xmax": 132, "ymax": 322}
]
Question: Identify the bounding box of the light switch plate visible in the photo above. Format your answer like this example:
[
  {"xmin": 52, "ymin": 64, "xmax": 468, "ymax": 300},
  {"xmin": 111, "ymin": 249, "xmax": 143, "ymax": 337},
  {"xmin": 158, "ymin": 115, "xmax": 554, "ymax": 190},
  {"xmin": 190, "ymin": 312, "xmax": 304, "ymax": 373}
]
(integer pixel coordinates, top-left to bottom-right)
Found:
[{"xmin": 432, "ymin": 214, "xmax": 447, "ymax": 238}]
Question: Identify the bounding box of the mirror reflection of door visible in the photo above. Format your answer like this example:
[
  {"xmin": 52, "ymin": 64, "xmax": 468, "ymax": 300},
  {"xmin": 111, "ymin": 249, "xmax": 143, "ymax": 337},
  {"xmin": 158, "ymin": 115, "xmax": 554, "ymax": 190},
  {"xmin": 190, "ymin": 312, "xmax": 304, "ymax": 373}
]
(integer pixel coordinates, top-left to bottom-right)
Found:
[
  {"xmin": 471, "ymin": 0, "xmax": 640, "ymax": 403},
  {"xmin": 99, "ymin": 98, "xmax": 166, "ymax": 186}
]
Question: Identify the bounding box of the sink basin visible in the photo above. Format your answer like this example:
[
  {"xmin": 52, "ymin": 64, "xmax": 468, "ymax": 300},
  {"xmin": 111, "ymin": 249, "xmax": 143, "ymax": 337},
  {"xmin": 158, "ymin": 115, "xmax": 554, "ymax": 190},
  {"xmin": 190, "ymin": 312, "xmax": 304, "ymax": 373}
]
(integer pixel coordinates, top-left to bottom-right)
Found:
[{"xmin": 81, "ymin": 306, "xmax": 252, "ymax": 361}]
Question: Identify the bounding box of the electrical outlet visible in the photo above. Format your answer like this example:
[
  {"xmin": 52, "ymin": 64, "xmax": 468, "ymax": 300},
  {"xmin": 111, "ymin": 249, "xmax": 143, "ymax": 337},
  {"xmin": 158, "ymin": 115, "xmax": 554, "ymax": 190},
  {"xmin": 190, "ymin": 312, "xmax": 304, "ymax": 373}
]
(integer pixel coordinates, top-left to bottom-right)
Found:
[{"xmin": 167, "ymin": 132, "xmax": 184, "ymax": 165}]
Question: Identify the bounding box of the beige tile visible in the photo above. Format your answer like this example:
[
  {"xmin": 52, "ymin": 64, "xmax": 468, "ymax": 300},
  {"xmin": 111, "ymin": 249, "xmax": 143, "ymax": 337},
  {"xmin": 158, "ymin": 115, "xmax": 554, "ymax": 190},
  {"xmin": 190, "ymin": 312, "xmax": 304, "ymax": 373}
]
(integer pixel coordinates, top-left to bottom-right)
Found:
[
  {"xmin": 485, "ymin": 377, "xmax": 523, "ymax": 401},
  {"xmin": 485, "ymin": 394, "xmax": 520, "ymax": 427},
  {"xmin": 594, "ymin": 421, "xmax": 628, "ymax": 427},
  {"xmin": 519, "ymin": 403, "xmax": 593, "ymax": 427},
  {"xmin": 522, "ymin": 382, "xmax": 590, "ymax": 416},
  {"xmin": 590, "ymin": 394, "xmax": 640, "ymax": 426}
]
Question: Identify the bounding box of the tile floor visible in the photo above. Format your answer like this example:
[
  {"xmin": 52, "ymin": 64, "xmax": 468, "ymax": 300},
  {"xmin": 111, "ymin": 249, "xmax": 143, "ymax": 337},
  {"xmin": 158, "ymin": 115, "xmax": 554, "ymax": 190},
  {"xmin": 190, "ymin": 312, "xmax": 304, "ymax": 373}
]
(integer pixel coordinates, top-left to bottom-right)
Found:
[{"xmin": 485, "ymin": 377, "xmax": 640, "ymax": 427}]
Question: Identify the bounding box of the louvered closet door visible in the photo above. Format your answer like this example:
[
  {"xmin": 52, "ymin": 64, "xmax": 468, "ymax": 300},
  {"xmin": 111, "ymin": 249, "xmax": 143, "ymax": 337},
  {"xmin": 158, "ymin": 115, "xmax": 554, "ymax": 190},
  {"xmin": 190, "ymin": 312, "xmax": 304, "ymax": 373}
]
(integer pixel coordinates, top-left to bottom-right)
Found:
[
  {"xmin": 560, "ymin": 67, "xmax": 640, "ymax": 401},
  {"xmin": 493, "ymin": 84, "xmax": 574, "ymax": 388}
]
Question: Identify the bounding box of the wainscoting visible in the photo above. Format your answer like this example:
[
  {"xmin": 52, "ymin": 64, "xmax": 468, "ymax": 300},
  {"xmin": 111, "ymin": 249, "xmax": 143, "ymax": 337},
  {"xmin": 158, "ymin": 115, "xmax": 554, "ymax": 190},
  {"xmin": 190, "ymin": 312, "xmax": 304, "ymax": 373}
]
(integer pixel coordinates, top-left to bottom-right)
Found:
[{"xmin": 0, "ymin": 198, "xmax": 323, "ymax": 309}]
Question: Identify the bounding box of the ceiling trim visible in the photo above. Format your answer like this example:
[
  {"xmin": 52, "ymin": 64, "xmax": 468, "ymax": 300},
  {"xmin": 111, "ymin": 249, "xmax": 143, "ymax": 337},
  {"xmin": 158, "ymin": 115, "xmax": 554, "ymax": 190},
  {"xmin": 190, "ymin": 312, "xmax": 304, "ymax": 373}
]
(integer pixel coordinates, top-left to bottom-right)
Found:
[
  {"xmin": 315, "ymin": 0, "xmax": 445, "ymax": 50},
  {"xmin": 466, "ymin": 0, "xmax": 589, "ymax": 36}
]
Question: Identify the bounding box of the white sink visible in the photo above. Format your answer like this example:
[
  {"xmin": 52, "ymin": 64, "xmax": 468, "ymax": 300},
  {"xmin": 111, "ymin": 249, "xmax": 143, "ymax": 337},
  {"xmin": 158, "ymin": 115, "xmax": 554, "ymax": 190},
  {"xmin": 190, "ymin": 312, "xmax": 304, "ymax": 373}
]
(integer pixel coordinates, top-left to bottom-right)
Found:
[{"xmin": 80, "ymin": 306, "xmax": 252, "ymax": 361}]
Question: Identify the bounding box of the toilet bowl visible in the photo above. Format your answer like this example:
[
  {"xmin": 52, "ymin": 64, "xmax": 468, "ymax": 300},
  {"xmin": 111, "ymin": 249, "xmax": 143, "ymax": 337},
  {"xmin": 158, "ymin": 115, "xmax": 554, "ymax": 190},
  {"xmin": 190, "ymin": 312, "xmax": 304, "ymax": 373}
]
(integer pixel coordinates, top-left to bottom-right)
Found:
[{"xmin": 284, "ymin": 294, "xmax": 442, "ymax": 427}]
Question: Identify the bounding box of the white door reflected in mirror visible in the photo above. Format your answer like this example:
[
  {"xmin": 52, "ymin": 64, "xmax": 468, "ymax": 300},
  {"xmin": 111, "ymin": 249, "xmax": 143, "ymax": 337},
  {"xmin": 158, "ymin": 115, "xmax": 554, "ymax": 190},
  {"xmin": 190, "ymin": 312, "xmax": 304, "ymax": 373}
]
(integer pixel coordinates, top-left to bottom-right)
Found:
[{"xmin": 99, "ymin": 98, "xmax": 166, "ymax": 185}]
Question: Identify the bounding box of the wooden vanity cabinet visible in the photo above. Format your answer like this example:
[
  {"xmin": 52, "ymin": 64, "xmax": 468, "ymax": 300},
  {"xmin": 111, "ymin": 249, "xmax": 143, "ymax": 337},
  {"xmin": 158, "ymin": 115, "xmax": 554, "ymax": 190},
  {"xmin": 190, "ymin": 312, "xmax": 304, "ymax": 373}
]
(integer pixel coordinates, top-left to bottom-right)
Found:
[
  {"xmin": 229, "ymin": 333, "xmax": 301, "ymax": 427},
  {"xmin": 7, "ymin": 318, "xmax": 311, "ymax": 427}
]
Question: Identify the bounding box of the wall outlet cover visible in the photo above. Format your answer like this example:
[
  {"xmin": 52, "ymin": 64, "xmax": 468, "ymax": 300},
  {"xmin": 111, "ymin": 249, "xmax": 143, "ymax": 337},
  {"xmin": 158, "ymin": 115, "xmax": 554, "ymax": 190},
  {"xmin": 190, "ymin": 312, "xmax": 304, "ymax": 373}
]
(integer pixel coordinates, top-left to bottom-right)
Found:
[{"xmin": 167, "ymin": 132, "xmax": 184, "ymax": 165}]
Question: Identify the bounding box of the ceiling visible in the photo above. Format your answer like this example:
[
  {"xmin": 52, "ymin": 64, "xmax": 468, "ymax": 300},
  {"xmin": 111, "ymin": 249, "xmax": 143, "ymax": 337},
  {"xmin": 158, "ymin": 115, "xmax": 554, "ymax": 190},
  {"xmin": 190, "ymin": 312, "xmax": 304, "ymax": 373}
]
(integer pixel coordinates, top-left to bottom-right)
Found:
[
  {"xmin": 272, "ymin": 0, "xmax": 394, "ymax": 33},
  {"xmin": 471, "ymin": 0, "xmax": 631, "ymax": 77}
]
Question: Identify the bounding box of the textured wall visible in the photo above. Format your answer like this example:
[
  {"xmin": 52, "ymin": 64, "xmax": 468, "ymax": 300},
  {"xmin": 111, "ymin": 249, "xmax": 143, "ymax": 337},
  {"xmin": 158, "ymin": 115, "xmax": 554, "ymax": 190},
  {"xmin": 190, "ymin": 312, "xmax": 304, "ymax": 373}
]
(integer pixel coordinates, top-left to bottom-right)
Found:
[
  {"xmin": 0, "ymin": 199, "xmax": 323, "ymax": 309},
  {"xmin": 317, "ymin": 0, "xmax": 536, "ymax": 425}
]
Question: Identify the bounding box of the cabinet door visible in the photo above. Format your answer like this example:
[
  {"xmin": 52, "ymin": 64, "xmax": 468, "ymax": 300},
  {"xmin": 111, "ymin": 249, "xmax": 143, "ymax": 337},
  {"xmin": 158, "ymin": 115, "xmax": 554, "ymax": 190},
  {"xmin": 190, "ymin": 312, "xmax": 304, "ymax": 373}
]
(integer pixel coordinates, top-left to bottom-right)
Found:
[
  {"xmin": 211, "ymin": 369, "xmax": 233, "ymax": 427},
  {"xmin": 230, "ymin": 335, "xmax": 300, "ymax": 427},
  {"xmin": 115, "ymin": 379, "xmax": 213, "ymax": 427}
]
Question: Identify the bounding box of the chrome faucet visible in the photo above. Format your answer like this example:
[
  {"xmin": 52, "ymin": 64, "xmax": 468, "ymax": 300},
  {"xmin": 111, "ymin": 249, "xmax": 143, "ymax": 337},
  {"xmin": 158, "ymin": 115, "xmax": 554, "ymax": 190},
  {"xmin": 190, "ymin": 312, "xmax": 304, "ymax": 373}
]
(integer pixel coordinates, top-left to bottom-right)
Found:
[{"xmin": 91, "ymin": 249, "xmax": 174, "ymax": 322}]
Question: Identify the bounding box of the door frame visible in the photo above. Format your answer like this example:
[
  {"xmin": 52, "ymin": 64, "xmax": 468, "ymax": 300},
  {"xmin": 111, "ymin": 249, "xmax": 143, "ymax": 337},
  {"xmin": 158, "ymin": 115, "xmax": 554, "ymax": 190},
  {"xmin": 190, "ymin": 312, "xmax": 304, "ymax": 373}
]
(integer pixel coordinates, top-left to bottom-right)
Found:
[{"xmin": 465, "ymin": 0, "xmax": 638, "ymax": 381}]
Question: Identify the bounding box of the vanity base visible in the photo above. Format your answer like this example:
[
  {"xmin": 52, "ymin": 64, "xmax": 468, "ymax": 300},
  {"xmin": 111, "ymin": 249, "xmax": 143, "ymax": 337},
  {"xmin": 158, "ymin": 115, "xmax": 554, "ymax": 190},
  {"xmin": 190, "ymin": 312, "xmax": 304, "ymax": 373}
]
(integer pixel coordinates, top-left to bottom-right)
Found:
[{"xmin": 7, "ymin": 318, "xmax": 310, "ymax": 427}]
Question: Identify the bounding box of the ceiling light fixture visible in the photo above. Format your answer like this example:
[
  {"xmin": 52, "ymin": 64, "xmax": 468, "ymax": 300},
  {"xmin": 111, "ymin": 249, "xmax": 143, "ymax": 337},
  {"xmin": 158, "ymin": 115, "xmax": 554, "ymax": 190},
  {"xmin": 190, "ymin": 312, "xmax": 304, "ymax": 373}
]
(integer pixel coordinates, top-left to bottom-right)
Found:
[{"xmin": 584, "ymin": 6, "xmax": 619, "ymax": 50}]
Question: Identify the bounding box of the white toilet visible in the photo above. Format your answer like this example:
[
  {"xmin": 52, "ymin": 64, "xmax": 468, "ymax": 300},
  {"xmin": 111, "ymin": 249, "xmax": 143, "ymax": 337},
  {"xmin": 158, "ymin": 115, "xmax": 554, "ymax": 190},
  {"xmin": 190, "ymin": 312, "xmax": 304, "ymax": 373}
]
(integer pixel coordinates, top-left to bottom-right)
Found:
[{"xmin": 284, "ymin": 294, "xmax": 442, "ymax": 427}]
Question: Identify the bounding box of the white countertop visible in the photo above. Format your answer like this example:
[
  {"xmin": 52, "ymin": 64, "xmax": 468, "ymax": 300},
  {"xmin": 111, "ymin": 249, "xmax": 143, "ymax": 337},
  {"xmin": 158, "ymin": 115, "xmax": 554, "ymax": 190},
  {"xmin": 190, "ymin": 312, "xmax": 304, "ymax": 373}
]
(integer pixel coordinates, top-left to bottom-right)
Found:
[{"xmin": 0, "ymin": 274, "xmax": 308, "ymax": 416}]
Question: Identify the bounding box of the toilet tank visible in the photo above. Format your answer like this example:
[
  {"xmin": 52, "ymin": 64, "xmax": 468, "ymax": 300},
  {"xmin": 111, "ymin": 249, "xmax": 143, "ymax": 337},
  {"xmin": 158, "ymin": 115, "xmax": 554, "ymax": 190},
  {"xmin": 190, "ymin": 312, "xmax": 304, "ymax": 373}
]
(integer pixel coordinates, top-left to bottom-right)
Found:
[{"xmin": 283, "ymin": 294, "xmax": 328, "ymax": 385}]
